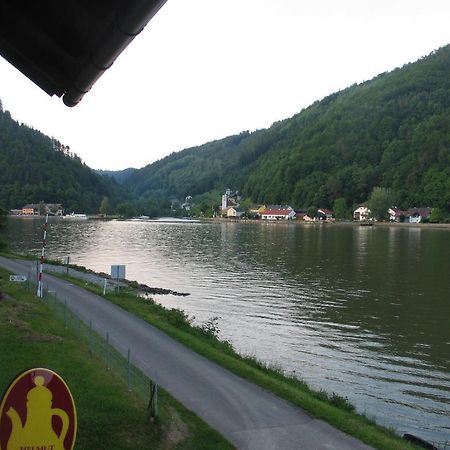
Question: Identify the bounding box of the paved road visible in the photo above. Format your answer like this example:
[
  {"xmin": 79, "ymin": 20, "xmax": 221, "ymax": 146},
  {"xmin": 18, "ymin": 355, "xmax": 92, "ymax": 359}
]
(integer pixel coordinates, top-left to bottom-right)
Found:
[{"xmin": 0, "ymin": 256, "xmax": 373, "ymax": 450}]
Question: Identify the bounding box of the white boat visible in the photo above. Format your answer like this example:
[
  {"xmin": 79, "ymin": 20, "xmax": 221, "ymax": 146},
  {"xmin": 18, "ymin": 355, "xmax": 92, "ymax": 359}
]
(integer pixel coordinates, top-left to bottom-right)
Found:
[
  {"xmin": 130, "ymin": 215, "xmax": 150, "ymax": 221},
  {"xmin": 152, "ymin": 217, "xmax": 200, "ymax": 223},
  {"xmin": 63, "ymin": 213, "xmax": 88, "ymax": 219}
]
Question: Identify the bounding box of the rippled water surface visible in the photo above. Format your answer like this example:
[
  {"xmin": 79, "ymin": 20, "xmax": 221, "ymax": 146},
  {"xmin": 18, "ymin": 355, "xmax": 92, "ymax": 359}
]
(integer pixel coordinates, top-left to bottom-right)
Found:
[{"xmin": 7, "ymin": 218, "xmax": 450, "ymax": 446}]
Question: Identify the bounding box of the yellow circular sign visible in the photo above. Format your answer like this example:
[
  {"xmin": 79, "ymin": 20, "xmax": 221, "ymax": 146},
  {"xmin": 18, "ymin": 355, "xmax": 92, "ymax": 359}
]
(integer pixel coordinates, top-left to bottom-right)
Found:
[{"xmin": 0, "ymin": 368, "xmax": 77, "ymax": 450}]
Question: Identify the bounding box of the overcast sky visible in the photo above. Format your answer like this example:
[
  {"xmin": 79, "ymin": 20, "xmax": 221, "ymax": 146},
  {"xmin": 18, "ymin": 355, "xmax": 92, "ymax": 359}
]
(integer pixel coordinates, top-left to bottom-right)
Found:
[{"xmin": 1, "ymin": 0, "xmax": 449, "ymax": 170}]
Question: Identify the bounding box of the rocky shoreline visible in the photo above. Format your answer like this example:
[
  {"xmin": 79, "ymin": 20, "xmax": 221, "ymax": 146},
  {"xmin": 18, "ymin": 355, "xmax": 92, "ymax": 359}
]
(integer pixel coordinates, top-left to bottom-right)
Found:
[{"xmin": 44, "ymin": 263, "xmax": 190, "ymax": 297}]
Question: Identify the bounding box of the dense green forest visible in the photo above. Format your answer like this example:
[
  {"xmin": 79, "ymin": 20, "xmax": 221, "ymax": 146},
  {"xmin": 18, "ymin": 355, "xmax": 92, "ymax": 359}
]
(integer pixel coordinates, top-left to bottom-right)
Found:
[
  {"xmin": 0, "ymin": 106, "xmax": 126, "ymax": 213},
  {"xmin": 94, "ymin": 167, "xmax": 136, "ymax": 185},
  {"xmin": 1, "ymin": 45, "xmax": 449, "ymax": 218},
  {"xmin": 0, "ymin": 205, "xmax": 6, "ymax": 251},
  {"xmin": 125, "ymin": 45, "xmax": 450, "ymax": 217}
]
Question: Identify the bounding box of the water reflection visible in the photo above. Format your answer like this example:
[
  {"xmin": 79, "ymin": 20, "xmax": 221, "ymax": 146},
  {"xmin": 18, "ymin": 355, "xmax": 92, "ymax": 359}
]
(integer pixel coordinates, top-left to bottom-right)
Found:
[{"xmin": 7, "ymin": 217, "xmax": 450, "ymax": 446}]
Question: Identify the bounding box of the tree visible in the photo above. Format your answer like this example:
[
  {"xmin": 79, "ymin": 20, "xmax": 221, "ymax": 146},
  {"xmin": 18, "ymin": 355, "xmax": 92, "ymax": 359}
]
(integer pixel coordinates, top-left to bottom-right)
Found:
[
  {"xmin": 367, "ymin": 187, "xmax": 396, "ymax": 221},
  {"xmin": 430, "ymin": 207, "xmax": 444, "ymax": 223},
  {"xmin": 333, "ymin": 197, "xmax": 349, "ymax": 220},
  {"xmin": 99, "ymin": 196, "xmax": 111, "ymax": 216},
  {"xmin": 116, "ymin": 201, "xmax": 136, "ymax": 218},
  {"xmin": 38, "ymin": 201, "xmax": 46, "ymax": 216},
  {"xmin": 306, "ymin": 206, "xmax": 317, "ymax": 219}
]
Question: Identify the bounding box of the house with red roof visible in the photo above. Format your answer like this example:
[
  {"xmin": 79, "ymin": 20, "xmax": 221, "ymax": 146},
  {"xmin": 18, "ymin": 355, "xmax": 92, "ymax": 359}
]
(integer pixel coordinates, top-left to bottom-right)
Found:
[
  {"xmin": 389, "ymin": 207, "xmax": 432, "ymax": 223},
  {"xmin": 261, "ymin": 206, "xmax": 296, "ymax": 220},
  {"xmin": 317, "ymin": 208, "xmax": 333, "ymax": 221},
  {"xmin": 388, "ymin": 207, "xmax": 404, "ymax": 222},
  {"xmin": 403, "ymin": 207, "xmax": 432, "ymax": 223}
]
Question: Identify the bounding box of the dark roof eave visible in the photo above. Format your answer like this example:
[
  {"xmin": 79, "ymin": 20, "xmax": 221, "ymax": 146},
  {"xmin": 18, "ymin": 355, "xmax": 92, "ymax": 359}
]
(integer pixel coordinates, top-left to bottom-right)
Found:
[{"xmin": 63, "ymin": 0, "xmax": 167, "ymax": 107}]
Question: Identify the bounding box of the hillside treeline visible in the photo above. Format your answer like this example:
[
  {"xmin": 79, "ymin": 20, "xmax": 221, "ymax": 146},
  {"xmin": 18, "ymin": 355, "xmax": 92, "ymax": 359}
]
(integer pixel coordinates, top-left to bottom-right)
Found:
[{"xmin": 0, "ymin": 107, "xmax": 126, "ymax": 213}]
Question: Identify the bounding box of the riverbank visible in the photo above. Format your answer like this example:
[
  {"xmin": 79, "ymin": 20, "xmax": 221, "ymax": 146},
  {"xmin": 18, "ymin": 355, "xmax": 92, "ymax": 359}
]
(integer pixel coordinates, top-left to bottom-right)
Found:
[
  {"xmin": 202, "ymin": 217, "xmax": 450, "ymax": 229},
  {"xmin": 8, "ymin": 213, "xmax": 450, "ymax": 230},
  {"xmin": 44, "ymin": 261, "xmax": 190, "ymax": 297},
  {"xmin": 39, "ymin": 261, "xmax": 420, "ymax": 450}
]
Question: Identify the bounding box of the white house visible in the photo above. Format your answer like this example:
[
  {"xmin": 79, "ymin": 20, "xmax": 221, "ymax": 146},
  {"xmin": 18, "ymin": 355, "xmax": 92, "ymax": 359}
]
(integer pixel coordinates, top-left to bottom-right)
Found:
[
  {"xmin": 181, "ymin": 195, "xmax": 192, "ymax": 211},
  {"xmin": 353, "ymin": 206, "xmax": 371, "ymax": 221},
  {"xmin": 227, "ymin": 207, "xmax": 245, "ymax": 218},
  {"xmin": 261, "ymin": 206, "xmax": 296, "ymax": 220}
]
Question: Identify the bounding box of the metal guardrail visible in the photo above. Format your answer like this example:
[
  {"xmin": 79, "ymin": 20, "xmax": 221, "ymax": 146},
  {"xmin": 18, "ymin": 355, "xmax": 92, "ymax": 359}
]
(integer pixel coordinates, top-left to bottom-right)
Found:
[{"xmin": 32, "ymin": 281, "xmax": 158, "ymax": 419}]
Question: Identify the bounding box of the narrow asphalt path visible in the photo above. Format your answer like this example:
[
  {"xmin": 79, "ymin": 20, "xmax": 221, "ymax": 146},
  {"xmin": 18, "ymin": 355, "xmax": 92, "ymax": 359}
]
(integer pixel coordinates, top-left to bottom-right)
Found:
[{"xmin": 0, "ymin": 256, "xmax": 373, "ymax": 450}]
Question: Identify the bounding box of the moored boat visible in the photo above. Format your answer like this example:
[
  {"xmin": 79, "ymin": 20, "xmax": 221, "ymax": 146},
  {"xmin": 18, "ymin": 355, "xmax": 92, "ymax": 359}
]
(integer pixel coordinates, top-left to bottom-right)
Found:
[{"xmin": 63, "ymin": 213, "xmax": 88, "ymax": 219}]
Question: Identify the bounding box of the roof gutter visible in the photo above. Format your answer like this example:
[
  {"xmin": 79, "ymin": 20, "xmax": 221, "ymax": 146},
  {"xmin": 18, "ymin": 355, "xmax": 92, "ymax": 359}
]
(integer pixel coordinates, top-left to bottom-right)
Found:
[{"xmin": 63, "ymin": 0, "xmax": 168, "ymax": 107}]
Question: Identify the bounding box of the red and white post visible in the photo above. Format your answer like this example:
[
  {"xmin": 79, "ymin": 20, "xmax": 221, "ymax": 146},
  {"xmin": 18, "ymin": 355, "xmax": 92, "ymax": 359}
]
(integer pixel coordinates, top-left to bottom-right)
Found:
[{"xmin": 37, "ymin": 214, "xmax": 48, "ymax": 298}]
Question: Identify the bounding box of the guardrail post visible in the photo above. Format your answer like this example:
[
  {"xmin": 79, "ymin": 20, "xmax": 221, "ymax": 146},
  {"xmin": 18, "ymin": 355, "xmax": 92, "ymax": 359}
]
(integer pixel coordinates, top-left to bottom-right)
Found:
[
  {"xmin": 127, "ymin": 348, "xmax": 131, "ymax": 392},
  {"xmin": 89, "ymin": 320, "xmax": 93, "ymax": 353},
  {"xmin": 106, "ymin": 332, "xmax": 110, "ymax": 370},
  {"xmin": 148, "ymin": 378, "xmax": 158, "ymax": 421}
]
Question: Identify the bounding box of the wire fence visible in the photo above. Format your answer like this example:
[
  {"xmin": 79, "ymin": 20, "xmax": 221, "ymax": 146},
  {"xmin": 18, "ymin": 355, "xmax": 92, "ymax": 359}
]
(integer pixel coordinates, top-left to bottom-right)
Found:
[{"xmin": 34, "ymin": 282, "xmax": 158, "ymax": 419}]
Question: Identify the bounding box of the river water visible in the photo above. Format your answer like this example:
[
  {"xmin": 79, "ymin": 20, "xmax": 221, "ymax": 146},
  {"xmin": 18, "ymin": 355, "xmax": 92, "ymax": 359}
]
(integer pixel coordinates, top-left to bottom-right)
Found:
[{"xmin": 7, "ymin": 217, "xmax": 450, "ymax": 447}]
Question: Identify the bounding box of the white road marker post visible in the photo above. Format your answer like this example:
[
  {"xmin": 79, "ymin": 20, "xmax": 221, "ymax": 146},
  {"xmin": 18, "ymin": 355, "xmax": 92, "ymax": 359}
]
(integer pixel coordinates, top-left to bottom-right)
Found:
[{"xmin": 37, "ymin": 214, "xmax": 48, "ymax": 298}]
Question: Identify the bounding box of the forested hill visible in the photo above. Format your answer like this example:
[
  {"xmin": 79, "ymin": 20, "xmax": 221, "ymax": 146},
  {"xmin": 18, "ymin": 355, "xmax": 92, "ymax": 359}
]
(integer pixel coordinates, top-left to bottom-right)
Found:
[
  {"xmin": 126, "ymin": 45, "xmax": 450, "ymax": 215},
  {"xmin": 94, "ymin": 167, "xmax": 137, "ymax": 184},
  {"xmin": 0, "ymin": 107, "xmax": 125, "ymax": 213}
]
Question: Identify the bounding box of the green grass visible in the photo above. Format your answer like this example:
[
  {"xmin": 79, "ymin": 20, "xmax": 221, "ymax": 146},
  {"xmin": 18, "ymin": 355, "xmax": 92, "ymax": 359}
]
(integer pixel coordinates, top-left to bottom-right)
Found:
[
  {"xmin": 47, "ymin": 270, "xmax": 422, "ymax": 450},
  {"xmin": 0, "ymin": 268, "xmax": 233, "ymax": 450}
]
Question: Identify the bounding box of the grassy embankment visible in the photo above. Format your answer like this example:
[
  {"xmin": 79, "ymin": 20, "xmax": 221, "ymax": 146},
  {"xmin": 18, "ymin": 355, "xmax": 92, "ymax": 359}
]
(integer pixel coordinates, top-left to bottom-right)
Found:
[
  {"xmin": 43, "ymin": 266, "xmax": 422, "ymax": 450},
  {"xmin": 0, "ymin": 267, "xmax": 233, "ymax": 450}
]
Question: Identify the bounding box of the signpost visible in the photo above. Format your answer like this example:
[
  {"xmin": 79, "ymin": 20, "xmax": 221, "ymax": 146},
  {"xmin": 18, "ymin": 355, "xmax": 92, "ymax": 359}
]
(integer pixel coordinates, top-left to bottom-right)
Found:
[
  {"xmin": 111, "ymin": 264, "xmax": 126, "ymax": 280},
  {"xmin": 111, "ymin": 265, "xmax": 126, "ymax": 293},
  {"xmin": 0, "ymin": 368, "xmax": 77, "ymax": 450},
  {"xmin": 63, "ymin": 256, "xmax": 70, "ymax": 276},
  {"xmin": 9, "ymin": 275, "xmax": 27, "ymax": 283}
]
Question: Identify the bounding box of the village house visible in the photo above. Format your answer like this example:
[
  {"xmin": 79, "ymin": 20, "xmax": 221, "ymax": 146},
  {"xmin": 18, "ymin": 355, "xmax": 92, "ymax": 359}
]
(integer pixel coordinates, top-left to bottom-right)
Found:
[
  {"xmin": 261, "ymin": 205, "xmax": 296, "ymax": 220},
  {"xmin": 47, "ymin": 203, "xmax": 64, "ymax": 215},
  {"xmin": 389, "ymin": 207, "xmax": 432, "ymax": 223},
  {"xmin": 295, "ymin": 210, "xmax": 308, "ymax": 220},
  {"xmin": 317, "ymin": 208, "xmax": 333, "ymax": 221},
  {"xmin": 227, "ymin": 207, "xmax": 245, "ymax": 218},
  {"xmin": 404, "ymin": 207, "xmax": 432, "ymax": 223},
  {"xmin": 388, "ymin": 207, "xmax": 404, "ymax": 222},
  {"xmin": 221, "ymin": 188, "xmax": 241, "ymax": 217},
  {"xmin": 406, "ymin": 207, "xmax": 432, "ymax": 223},
  {"xmin": 181, "ymin": 195, "xmax": 193, "ymax": 212},
  {"xmin": 353, "ymin": 206, "xmax": 371, "ymax": 221},
  {"xmin": 21, "ymin": 203, "xmax": 64, "ymax": 216},
  {"xmin": 22, "ymin": 204, "xmax": 39, "ymax": 215},
  {"xmin": 248, "ymin": 205, "xmax": 266, "ymax": 219}
]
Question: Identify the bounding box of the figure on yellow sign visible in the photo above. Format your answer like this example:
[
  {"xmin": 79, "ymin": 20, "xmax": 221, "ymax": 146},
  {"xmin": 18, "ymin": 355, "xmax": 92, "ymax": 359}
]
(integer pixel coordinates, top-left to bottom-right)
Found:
[{"xmin": 6, "ymin": 375, "xmax": 69, "ymax": 450}]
